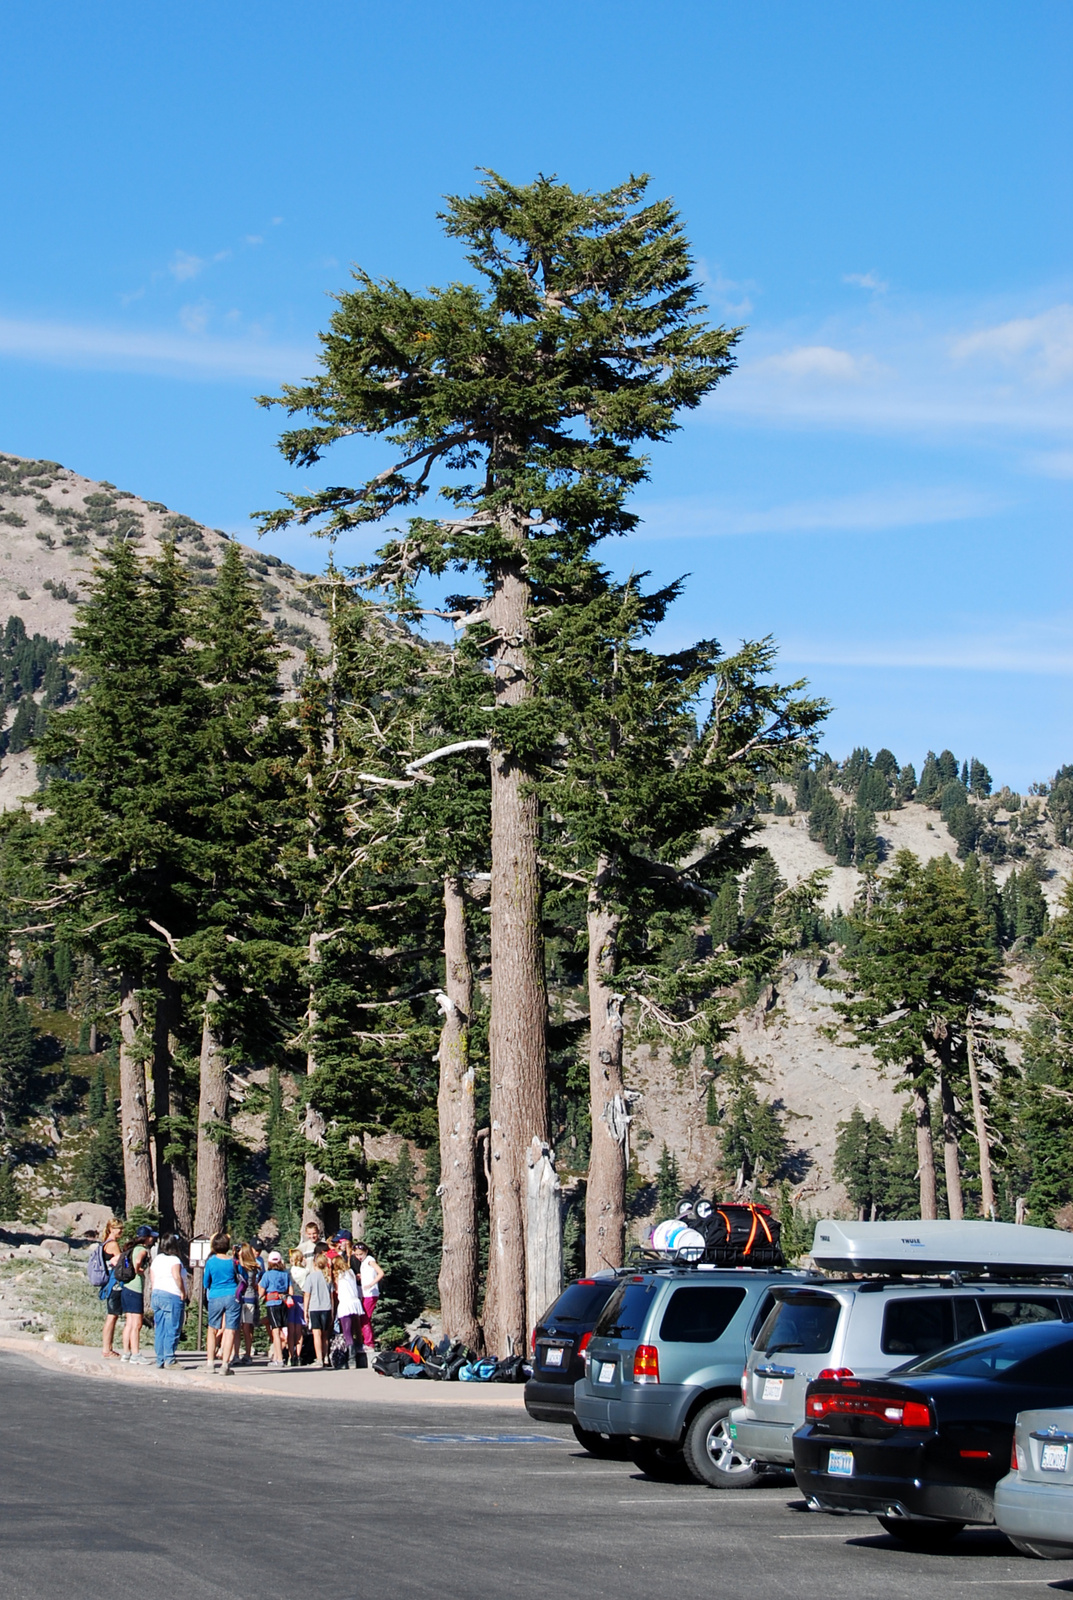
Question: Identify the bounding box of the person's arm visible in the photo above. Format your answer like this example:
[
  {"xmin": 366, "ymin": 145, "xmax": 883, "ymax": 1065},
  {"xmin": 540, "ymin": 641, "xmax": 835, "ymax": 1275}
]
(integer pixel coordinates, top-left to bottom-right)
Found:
[
  {"xmin": 369, "ymin": 1259, "xmax": 385, "ymax": 1287},
  {"xmin": 169, "ymin": 1258, "xmax": 183, "ymax": 1296}
]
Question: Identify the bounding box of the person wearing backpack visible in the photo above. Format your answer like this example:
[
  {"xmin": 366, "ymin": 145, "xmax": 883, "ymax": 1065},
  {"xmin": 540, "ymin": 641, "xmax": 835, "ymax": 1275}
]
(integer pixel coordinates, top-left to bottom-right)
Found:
[
  {"xmin": 235, "ymin": 1243, "xmax": 262, "ymax": 1366},
  {"xmin": 116, "ymin": 1225, "xmax": 156, "ymax": 1364},
  {"xmin": 203, "ymin": 1231, "xmax": 241, "ymax": 1375},
  {"xmin": 96, "ymin": 1219, "xmax": 124, "ymax": 1360}
]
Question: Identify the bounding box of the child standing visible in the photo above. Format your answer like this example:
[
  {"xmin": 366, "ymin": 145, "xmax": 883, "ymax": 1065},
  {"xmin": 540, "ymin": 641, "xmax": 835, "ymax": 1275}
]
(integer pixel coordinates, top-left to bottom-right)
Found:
[
  {"xmin": 332, "ymin": 1256, "xmax": 363, "ymax": 1367},
  {"xmin": 259, "ymin": 1250, "xmax": 292, "ymax": 1367},
  {"xmin": 303, "ymin": 1250, "xmax": 333, "ymax": 1368}
]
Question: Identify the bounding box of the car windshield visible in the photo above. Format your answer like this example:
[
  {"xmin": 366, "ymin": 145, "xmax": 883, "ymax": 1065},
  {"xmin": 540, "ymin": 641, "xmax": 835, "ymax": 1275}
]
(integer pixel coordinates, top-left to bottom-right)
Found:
[
  {"xmin": 756, "ymin": 1292, "xmax": 841, "ymax": 1355},
  {"xmin": 901, "ymin": 1323, "xmax": 1073, "ymax": 1379},
  {"xmin": 540, "ymin": 1281, "xmax": 615, "ymax": 1326}
]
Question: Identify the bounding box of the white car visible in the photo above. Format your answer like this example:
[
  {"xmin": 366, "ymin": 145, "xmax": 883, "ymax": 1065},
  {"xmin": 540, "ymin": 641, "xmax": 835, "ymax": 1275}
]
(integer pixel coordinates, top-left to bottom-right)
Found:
[{"xmin": 995, "ymin": 1406, "xmax": 1073, "ymax": 1559}]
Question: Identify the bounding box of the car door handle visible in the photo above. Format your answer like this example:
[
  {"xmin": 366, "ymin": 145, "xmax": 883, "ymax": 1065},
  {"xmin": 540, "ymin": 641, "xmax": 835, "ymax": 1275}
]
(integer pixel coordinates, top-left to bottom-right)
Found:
[{"xmin": 756, "ymin": 1365, "xmax": 796, "ymax": 1377}]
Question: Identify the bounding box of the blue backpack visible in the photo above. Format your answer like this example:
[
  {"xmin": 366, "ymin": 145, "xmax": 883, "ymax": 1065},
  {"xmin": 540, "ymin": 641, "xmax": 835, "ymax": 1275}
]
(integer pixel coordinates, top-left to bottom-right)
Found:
[{"xmin": 458, "ymin": 1357, "xmax": 499, "ymax": 1383}]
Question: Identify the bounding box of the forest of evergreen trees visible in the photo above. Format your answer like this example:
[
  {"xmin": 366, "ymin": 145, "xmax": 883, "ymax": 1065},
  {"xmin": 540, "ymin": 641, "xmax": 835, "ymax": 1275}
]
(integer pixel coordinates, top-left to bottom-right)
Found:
[{"xmin": 1, "ymin": 173, "xmax": 1073, "ymax": 1351}]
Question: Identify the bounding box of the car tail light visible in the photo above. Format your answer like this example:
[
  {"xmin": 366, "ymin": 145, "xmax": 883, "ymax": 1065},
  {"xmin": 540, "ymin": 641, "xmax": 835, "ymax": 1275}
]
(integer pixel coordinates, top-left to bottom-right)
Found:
[
  {"xmin": 960, "ymin": 1450, "xmax": 990, "ymax": 1459},
  {"xmin": 578, "ymin": 1332, "xmax": 593, "ymax": 1357},
  {"xmin": 531, "ymin": 1329, "xmax": 536, "ymax": 1354},
  {"xmin": 578, "ymin": 1278, "xmax": 596, "ymax": 1285},
  {"xmin": 633, "ymin": 1344, "xmax": 660, "ymax": 1384},
  {"xmin": 806, "ymin": 1393, "xmax": 932, "ymax": 1429},
  {"xmin": 817, "ymin": 1368, "xmax": 854, "ymax": 1381},
  {"xmin": 1011, "ymin": 1438, "xmax": 1019, "ymax": 1471},
  {"xmin": 741, "ymin": 1368, "xmax": 749, "ymax": 1405}
]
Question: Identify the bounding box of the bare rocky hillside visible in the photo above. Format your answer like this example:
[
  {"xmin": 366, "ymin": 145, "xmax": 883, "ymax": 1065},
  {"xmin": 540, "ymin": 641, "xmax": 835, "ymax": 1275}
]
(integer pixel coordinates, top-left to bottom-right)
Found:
[{"xmin": 624, "ymin": 797, "xmax": 1073, "ymax": 1230}]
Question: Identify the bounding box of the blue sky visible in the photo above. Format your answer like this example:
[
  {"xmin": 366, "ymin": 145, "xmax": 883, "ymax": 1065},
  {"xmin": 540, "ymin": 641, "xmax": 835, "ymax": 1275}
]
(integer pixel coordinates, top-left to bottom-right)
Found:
[{"xmin": 1, "ymin": 2, "xmax": 1070, "ymax": 788}]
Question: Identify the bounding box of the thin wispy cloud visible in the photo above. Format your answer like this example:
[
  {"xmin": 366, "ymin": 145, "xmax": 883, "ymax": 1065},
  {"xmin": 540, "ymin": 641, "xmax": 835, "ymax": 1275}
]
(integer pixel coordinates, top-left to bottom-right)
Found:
[
  {"xmin": 843, "ymin": 271, "xmax": 888, "ymax": 292},
  {"xmin": 0, "ymin": 314, "xmax": 312, "ymax": 382},
  {"xmin": 780, "ymin": 617, "xmax": 1073, "ymax": 675},
  {"xmin": 630, "ymin": 484, "xmax": 1002, "ymax": 540},
  {"xmin": 709, "ymin": 294, "xmax": 1073, "ymax": 448},
  {"xmin": 169, "ymin": 251, "xmax": 204, "ymax": 283}
]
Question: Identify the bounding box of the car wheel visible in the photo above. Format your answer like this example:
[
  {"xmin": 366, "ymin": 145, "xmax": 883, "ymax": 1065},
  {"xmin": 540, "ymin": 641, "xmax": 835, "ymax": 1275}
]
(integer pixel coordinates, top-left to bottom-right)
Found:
[
  {"xmin": 878, "ymin": 1517, "xmax": 966, "ymax": 1548},
  {"xmin": 629, "ymin": 1440, "xmax": 693, "ymax": 1482},
  {"xmin": 683, "ymin": 1398, "xmax": 766, "ymax": 1488},
  {"xmin": 572, "ymin": 1422, "xmax": 630, "ymax": 1459},
  {"xmin": 1008, "ymin": 1539, "xmax": 1043, "ymax": 1559}
]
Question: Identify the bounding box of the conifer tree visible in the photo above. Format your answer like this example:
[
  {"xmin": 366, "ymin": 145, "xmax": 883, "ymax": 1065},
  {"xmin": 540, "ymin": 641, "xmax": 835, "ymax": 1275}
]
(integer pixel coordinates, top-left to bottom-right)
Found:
[
  {"xmin": 257, "ymin": 171, "xmax": 740, "ymax": 1351},
  {"xmin": 36, "ymin": 540, "xmax": 208, "ymax": 1220},
  {"xmin": 654, "ymin": 1143, "xmax": 681, "ymax": 1221},
  {"xmin": 0, "ymin": 986, "xmax": 34, "ymax": 1145},
  {"xmin": 833, "ymin": 1107, "xmax": 891, "ymax": 1218},
  {"xmin": 834, "ymin": 852, "xmax": 999, "ymax": 1219},
  {"xmin": 969, "ymin": 758, "xmax": 992, "ymax": 799},
  {"xmin": 895, "ymin": 763, "xmax": 917, "ymax": 804},
  {"xmin": 917, "ymin": 752, "xmax": 941, "ymax": 804},
  {"xmin": 1013, "ymin": 878, "xmax": 1073, "ymax": 1221}
]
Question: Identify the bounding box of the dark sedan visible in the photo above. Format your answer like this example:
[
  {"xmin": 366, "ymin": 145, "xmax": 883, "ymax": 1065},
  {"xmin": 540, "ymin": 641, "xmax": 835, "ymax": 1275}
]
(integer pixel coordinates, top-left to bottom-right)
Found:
[
  {"xmin": 524, "ymin": 1275, "xmax": 624, "ymax": 1453},
  {"xmin": 793, "ymin": 1320, "xmax": 1073, "ymax": 1547}
]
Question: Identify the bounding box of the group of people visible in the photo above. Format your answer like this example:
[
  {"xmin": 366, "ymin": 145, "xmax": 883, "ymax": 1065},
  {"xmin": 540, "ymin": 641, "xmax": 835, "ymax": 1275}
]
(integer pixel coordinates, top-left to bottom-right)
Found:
[{"xmin": 98, "ymin": 1217, "xmax": 385, "ymax": 1374}]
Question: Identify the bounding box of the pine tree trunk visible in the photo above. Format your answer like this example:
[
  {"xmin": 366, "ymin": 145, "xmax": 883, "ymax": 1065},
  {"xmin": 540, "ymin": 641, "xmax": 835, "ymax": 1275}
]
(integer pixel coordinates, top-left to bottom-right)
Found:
[
  {"xmin": 118, "ymin": 974, "xmax": 155, "ymax": 1213},
  {"xmin": 301, "ymin": 931, "xmax": 328, "ymax": 1232},
  {"xmin": 193, "ymin": 985, "xmax": 228, "ymax": 1238},
  {"xmin": 967, "ymin": 1029, "xmax": 997, "ymax": 1219},
  {"xmin": 939, "ymin": 1071, "xmax": 964, "ymax": 1220},
  {"xmin": 153, "ymin": 971, "xmax": 193, "ymax": 1237},
  {"xmin": 585, "ymin": 873, "xmax": 627, "ymax": 1272},
  {"xmin": 437, "ymin": 875, "xmax": 481, "ymax": 1349},
  {"xmin": 483, "ymin": 526, "xmax": 548, "ymax": 1356},
  {"xmin": 527, "ymin": 1136, "xmax": 562, "ymax": 1333},
  {"xmin": 913, "ymin": 1080, "xmax": 938, "ymax": 1220}
]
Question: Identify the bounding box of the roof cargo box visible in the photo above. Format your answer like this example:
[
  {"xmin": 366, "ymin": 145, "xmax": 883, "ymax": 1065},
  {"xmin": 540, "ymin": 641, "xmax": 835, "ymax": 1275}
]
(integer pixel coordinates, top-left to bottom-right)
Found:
[{"xmin": 810, "ymin": 1218, "xmax": 1073, "ymax": 1277}]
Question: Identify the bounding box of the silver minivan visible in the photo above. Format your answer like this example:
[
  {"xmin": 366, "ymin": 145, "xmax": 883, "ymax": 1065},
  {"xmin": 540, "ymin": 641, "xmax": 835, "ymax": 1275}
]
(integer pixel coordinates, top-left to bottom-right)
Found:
[{"xmin": 730, "ymin": 1280, "xmax": 1073, "ymax": 1469}]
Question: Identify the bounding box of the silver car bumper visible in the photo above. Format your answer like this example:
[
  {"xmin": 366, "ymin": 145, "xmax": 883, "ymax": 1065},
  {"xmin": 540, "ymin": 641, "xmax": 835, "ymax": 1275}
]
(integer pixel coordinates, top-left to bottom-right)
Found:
[
  {"xmin": 728, "ymin": 1406, "xmax": 795, "ymax": 1466},
  {"xmin": 994, "ymin": 1473, "xmax": 1073, "ymax": 1558}
]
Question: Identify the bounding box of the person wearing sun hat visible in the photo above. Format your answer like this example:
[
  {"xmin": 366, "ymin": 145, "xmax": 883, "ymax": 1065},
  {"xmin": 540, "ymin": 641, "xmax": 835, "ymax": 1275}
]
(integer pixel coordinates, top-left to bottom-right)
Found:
[{"xmin": 259, "ymin": 1250, "xmax": 293, "ymax": 1367}]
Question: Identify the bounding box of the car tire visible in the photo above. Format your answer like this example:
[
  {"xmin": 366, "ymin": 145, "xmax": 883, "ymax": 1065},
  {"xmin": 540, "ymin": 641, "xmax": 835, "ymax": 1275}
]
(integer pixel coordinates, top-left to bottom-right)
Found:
[
  {"xmin": 878, "ymin": 1517, "xmax": 966, "ymax": 1548},
  {"xmin": 572, "ymin": 1422, "xmax": 631, "ymax": 1459},
  {"xmin": 1008, "ymin": 1539, "xmax": 1043, "ymax": 1559},
  {"xmin": 683, "ymin": 1398, "xmax": 766, "ymax": 1488},
  {"xmin": 629, "ymin": 1440, "xmax": 693, "ymax": 1482}
]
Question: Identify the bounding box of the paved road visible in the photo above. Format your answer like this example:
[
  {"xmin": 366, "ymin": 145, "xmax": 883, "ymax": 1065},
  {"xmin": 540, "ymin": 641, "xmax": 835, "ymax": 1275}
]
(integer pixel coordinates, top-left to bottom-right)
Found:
[{"xmin": 1, "ymin": 1349, "xmax": 1068, "ymax": 1600}]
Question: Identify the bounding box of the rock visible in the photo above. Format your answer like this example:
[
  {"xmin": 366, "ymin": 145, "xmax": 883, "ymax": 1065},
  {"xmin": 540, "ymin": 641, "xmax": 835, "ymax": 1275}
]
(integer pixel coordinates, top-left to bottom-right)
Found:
[
  {"xmin": 45, "ymin": 1201, "xmax": 115, "ymax": 1238},
  {"xmin": 40, "ymin": 1238, "xmax": 70, "ymax": 1256}
]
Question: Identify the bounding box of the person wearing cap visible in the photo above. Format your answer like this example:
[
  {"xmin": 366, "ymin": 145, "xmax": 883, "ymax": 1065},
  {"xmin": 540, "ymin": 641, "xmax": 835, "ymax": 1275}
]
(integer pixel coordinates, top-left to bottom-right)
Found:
[
  {"xmin": 331, "ymin": 1230, "xmax": 353, "ymax": 1263},
  {"xmin": 259, "ymin": 1250, "xmax": 292, "ymax": 1367},
  {"xmin": 120, "ymin": 1225, "xmax": 157, "ymax": 1365}
]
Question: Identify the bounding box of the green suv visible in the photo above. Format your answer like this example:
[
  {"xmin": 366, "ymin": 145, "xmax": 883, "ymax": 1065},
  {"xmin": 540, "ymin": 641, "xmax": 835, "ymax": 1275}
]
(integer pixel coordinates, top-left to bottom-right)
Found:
[{"xmin": 574, "ymin": 1264, "xmax": 810, "ymax": 1486}]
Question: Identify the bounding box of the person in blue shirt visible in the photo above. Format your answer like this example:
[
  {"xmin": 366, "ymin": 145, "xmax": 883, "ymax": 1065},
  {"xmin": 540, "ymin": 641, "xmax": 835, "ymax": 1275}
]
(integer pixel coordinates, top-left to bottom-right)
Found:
[
  {"xmin": 203, "ymin": 1231, "xmax": 241, "ymax": 1375},
  {"xmin": 259, "ymin": 1251, "xmax": 293, "ymax": 1367}
]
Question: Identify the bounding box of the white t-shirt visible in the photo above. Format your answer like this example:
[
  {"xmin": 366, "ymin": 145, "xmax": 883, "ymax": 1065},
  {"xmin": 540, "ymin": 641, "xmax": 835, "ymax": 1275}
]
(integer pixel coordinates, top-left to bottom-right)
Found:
[
  {"xmin": 335, "ymin": 1269, "xmax": 363, "ymax": 1317},
  {"xmin": 149, "ymin": 1252, "xmax": 184, "ymax": 1297},
  {"xmin": 358, "ymin": 1255, "xmax": 381, "ymax": 1299}
]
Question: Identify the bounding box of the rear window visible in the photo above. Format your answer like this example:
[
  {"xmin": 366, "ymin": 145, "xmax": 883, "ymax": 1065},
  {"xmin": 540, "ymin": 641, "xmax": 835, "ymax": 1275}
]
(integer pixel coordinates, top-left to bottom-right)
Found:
[
  {"xmin": 541, "ymin": 1281, "xmax": 616, "ymax": 1326},
  {"xmin": 594, "ymin": 1280, "xmax": 658, "ymax": 1340},
  {"xmin": 904, "ymin": 1324, "xmax": 1073, "ymax": 1379},
  {"xmin": 659, "ymin": 1287, "xmax": 747, "ymax": 1344},
  {"xmin": 881, "ymin": 1297, "xmax": 982, "ymax": 1358},
  {"xmin": 978, "ymin": 1297, "xmax": 1066, "ymax": 1331},
  {"xmin": 757, "ymin": 1292, "xmax": 841, "ymax": 1356}
]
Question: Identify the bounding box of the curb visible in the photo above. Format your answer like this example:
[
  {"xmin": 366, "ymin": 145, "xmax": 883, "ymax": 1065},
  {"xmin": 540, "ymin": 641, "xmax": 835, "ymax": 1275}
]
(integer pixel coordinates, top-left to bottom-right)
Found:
[{"xmin": 0, "ymin": 1336, "xmax": 533, "ymax": 1408}]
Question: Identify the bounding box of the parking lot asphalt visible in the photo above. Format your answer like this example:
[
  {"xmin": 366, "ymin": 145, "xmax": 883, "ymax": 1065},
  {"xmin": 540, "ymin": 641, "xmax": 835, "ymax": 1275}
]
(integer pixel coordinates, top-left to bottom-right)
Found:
[{"xmin": 2, "ymin": 1348, "xmax": 1070, "ymax": 1600}]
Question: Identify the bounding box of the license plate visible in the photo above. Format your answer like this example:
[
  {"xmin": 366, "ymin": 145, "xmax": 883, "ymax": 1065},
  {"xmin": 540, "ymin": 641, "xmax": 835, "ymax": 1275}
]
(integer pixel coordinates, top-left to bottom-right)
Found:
[
  {"xmin": 1041, "ymin": 1443, "xmax": 1069, "ymax": 1472},
  {"xmin": 543, "ymin": 1346, "xmax": 565, "ymax": 1368},
  {"xmin": 597, "ymin": 1361, "xmax": 616, "ymax": 1384},
  {"xmin": 827, "ymin": 1449, "xmax": 854, "ymax": 1477},
  {"xmin": 762, "ymin": 1377, "xmax": 784, "ymax": 1401}
]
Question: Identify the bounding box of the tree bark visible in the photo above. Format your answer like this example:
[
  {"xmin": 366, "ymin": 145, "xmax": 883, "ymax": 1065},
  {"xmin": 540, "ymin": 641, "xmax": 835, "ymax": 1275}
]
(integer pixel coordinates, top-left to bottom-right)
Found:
[
  {"xmin": 967, "ymin": 1028, "xmax": 997, "ymax": 1219},
  {"xmin": 118, "ymin": 974, "xmax": 155, "ymax": 1213},
  {"xmin": 152, "ymin": 971, "xmax": 193, "ymax": 1237},
  {"xmin": 436, "ymin": 875, "xmax": 481, "ymax": 1349},
  {"xmin": 585, "ymin": 869, "xmax": 628, "ymax": 1272},
  {"xmin": 301, "ymin": 930, "xmax": 329, "ymax": 1233},
  {"xmin": 527, "ymin": 1136, "xmax": 562, "ymax": 1337},
  {"xmin": 939, "ymin": 1071, "xmax": 964, "ymax": 1221},
  {"xmin": 193, "ymin": 985, "xmax": 228, "ymax": 1238},
  {"xmin": 483, "ymin": 526, "xmax": 548, "ymax": 1356},
  {"xmin": 912, "ymin": 1080, "xmax": 938, "ymax": 1220}
]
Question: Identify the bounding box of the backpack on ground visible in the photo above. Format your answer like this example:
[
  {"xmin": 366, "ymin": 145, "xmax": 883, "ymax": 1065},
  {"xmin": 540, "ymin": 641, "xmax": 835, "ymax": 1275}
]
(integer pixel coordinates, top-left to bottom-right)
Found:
[
  {"xmin": 373, "ymin": 1349, "xmax": 408, "ymax": 1378},
  {"xmin": 458, "ymin": 1356, "xmax": 500, "ymax": 1383},
  {"xmin": 112, "ymin": 1252, "xmax": 137, "ymax": 1285},
  {"xmin": 420, "ymin": 1337, "xmax": 465, "ymax": 1381},
  {"xmin": 402, "ymin": 1361, "xmax": 430, "ymax": 1379},
  {"xmin": 299, "ymin": 1331, "xmax": 317, "ymax": 1366},
  {"xmin": 490, "ymin": 1355, "xmax": 529, "ymax": 1383},
  {"xmin": 86, "ymin": 1243, "xmax": 109, "ymax": 1288},
  {"xmin": 329, "ymin": 1333, "xmax": 350, "ymax": 1369}
]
